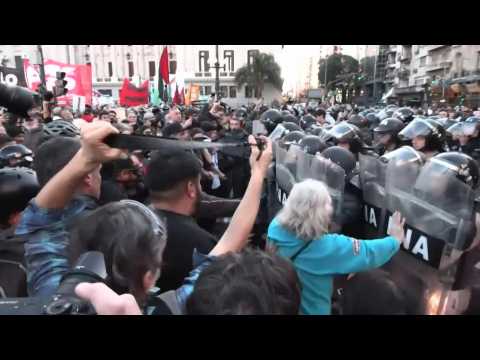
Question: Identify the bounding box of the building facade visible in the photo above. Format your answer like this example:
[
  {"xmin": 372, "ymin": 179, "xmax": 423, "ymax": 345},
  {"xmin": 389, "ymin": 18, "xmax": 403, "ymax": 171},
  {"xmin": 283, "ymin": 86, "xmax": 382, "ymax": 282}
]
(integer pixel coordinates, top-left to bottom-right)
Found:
[
  {"xmin": 175, "ymin": 45, "xmax": 283, "ymax": 107},
  {"xmin": 389, "ymin": 45, "xmax": 480, "ymax": 108},
  {"xmin": 79, "ymin": 45, "xmax": 177, "ymax": 100}
]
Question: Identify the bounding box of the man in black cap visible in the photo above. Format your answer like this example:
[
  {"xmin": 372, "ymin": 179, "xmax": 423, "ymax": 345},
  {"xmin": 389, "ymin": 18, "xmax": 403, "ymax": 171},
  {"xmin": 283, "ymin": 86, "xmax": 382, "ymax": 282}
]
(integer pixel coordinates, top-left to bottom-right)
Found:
[{"xmin": 145, "ymin": 148, "xmax": 217, "ymax": 291}]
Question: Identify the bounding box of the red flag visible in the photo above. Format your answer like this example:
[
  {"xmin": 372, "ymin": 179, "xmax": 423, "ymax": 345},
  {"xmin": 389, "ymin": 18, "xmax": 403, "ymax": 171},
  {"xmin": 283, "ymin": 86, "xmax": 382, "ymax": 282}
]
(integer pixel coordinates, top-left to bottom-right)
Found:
[
  {"xmin": 23, "ymin": 58, "xmax": 93, "ymax": 105},
  {"xmin": 160, "ymin": 46, "xmax": 170, "ymax": 84},
  {"xmin": 119, "ymin": 79, "xmax": 149, "ymax": 107},
  {"xmin": 173, "ymin": 83, "xmax": 181, "ymax": 105},
  {"xmin": 180, "ymin": 87, "xmax": 185, "ymax": 104}
]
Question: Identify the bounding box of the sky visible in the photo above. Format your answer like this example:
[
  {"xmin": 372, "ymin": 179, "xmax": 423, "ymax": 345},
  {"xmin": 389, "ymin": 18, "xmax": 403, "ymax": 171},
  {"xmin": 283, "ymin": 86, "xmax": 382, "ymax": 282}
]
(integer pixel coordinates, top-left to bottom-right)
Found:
[{"xmin": 278, "ymin": 45, "xmax": 378, "ymax": 94}]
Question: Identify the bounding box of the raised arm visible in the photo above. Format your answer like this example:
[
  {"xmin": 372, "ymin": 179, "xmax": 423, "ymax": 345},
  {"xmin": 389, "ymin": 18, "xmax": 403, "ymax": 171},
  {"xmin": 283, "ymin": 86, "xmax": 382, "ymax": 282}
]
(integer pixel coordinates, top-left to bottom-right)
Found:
[
  {"xmin": 35, "ymin": 123, "xmax": 124, "ymax": 209},
  {"xmin": 209, "ymin": 135, "xmax": 272, "ymax": 256}
]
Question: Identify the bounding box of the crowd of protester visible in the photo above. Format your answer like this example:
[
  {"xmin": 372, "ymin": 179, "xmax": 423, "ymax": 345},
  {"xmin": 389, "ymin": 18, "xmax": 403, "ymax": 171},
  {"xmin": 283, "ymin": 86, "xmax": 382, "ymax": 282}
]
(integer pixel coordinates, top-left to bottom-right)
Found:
[{"xmin": 1, "ymin": 97, "xmax": 480, "ymax": 315}]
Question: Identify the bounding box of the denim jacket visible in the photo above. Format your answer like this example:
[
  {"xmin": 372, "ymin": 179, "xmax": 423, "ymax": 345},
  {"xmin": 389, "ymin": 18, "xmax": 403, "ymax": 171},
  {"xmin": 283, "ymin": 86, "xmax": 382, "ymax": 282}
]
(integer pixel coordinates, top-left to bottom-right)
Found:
[{"xmin": 15, "ymin": 195, "xmax": 98, "ymax": 297}]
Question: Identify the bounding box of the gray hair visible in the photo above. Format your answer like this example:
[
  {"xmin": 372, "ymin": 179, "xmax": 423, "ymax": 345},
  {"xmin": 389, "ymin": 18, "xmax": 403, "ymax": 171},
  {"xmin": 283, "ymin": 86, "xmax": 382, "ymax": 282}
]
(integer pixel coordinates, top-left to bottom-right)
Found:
[{"xmin": 277, "ymin": 179, "xmax": 333, "ymax": 241}]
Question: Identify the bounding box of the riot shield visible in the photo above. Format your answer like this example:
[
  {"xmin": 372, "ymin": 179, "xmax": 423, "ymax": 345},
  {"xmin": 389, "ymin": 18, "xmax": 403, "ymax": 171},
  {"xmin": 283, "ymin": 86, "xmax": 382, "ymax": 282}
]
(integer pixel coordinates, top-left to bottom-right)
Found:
[
  {"xmin": 383, "ymin": 156, "xmax": 476, "ymax": 314},
  {"xmin": 359, "ymin": 153, "xmax": 388, "ymax": 238},
  {"xmin": 359, "ymin": 154, "xmax": 386, "ymax": 208},
  {"xmin": 386, "ymin": 157, "xmax": 475, "ymax": 248},
  {"xmin": 274, "ymin": 141, "xmax": 299, "ymax": 203},
  {"xmin": 308, "ymin": 155, "xmax": 346, "ymax": 226}
]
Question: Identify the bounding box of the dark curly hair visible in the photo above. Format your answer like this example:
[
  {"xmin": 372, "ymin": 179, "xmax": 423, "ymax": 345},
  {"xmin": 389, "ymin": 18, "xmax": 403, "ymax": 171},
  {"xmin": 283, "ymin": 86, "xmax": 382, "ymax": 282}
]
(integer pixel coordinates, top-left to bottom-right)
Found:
[{"xmin": 186, "ymin": 248, "xmax": 301, "ymax": 315}]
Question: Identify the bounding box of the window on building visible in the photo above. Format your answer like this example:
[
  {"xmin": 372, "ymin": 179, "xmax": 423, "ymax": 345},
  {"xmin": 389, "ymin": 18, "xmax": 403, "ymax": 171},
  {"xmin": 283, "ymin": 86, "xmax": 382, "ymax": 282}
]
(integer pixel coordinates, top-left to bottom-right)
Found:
[
  {"xmin": 245, "ymin": 86, "xmax": 252, "ymax": 98},
  {"xmin": 229, "ymin": 86, "xmax": 237, "ymax": 98},
  {"xmin": 128, "ymin": 61, "xmax": 134, "ymax": 77},
  {"xmin": 199, "ymin": 51, "xmax": 209, "ymax": 72},
  {"xmin": 224, "ymin": 50, "xmax": 234, "ymax": 72},
  {"xmin": 98, "ymin": 89, "xmax": 112, "ymax": 96},
  {"xmin": 455, "ymin": 52, "xmax": 463, "ymax": 74},
  {"xmin": 108, "ymin": 62, "xmax": 113, "ymax": 77},
  {"xmin": 254, "ymin": 87, "xmax": 260, "ymax": 98},
  {"xmin": 476, "ymin": 51, "xmax": 480, "ymax": 70},
  {"xmin": 247, "ymin": 50, "xmax": 259, "ymax": 66},
  {"xmin": 204, "ymin": 86, "xmax": 212, "ymax": 96},
  {"xmin": 220, "ymin": 86, "xmax": 228, "ymax": 98},
  {"xmin": 169, "ymin": 60, "xmax": 177, "ymax": 74},
  {"xmin": 419, "ymin": 56, "xmax": 426, "ymax": 67},
  {"xmin": 149, "ymin": 61, "xmax": 156, "ymax": 77}
]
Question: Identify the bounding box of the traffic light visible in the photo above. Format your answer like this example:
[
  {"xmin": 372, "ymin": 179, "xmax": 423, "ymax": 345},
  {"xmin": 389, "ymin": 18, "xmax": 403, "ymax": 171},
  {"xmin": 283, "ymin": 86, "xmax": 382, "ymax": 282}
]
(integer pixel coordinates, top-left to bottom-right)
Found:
[{"xmin": 53, "ymin": 72, "xmax": 68, "ymax": 97}]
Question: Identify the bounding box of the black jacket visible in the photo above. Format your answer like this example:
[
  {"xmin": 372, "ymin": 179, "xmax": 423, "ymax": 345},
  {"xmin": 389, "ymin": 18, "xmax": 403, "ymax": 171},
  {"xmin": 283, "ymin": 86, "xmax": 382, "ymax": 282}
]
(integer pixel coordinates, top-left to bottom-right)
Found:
[{"xmin": 0, "ymin": 227, "xmax": 28, "ymax": 298}]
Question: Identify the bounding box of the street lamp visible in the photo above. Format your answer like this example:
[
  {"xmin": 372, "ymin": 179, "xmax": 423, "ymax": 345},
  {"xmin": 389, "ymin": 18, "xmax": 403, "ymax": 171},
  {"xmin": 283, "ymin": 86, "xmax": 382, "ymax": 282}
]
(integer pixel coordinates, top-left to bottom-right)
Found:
[{"xmin": 206, "ymin": 45, "xmax": 226, "ymax": 99}]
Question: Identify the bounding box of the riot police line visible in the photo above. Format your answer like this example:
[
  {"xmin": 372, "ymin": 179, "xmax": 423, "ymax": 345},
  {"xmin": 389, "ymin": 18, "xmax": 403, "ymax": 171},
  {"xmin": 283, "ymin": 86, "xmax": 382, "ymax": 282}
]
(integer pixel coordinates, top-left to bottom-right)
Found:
[{"xmin": 263, "ymin": 104, "xmax": 480, "ymax": 315}]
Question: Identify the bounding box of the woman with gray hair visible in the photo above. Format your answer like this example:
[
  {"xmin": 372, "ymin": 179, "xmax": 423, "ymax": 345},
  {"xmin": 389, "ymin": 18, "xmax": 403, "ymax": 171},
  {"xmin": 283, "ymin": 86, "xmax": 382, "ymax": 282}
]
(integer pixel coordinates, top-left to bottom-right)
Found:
[{"xmin": 267, "ymin": 179, "xmax": 406, "ymax": 315}]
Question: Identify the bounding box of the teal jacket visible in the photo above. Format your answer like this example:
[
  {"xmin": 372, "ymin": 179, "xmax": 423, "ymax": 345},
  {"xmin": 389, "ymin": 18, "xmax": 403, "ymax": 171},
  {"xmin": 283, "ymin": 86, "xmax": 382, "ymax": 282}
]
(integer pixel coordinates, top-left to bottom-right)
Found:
[{"xmin": 267, "ymin": 218, "xmax": 400, "ymax": 315}]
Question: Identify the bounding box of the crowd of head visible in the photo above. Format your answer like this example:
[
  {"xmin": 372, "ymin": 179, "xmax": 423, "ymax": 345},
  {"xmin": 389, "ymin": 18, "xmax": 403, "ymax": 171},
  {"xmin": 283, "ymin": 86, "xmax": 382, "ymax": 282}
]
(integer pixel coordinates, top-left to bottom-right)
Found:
[{"xmin": 1, "ymin": 97, "xmax": 480, "ymax": 315}]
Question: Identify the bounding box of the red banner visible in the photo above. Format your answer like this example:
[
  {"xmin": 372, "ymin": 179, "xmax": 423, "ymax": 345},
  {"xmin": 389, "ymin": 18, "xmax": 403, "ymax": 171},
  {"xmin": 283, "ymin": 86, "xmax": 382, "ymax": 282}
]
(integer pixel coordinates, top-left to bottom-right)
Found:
[
  {"xmin": 23, "ymin": 59, "xmax": 93, "ymax": 106},
  {"xmin": 119, "ymin": 79, "xmax": 149, "ymax": 107}
]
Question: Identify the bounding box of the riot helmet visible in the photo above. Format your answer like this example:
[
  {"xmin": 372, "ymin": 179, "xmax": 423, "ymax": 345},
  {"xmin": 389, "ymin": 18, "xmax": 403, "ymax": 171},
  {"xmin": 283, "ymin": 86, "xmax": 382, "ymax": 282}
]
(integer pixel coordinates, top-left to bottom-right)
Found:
[
  {"xmin": 300, "ymin": 114, "xmax": 317, "ymax": 130},
  {"xmin": 0, "ymin": 144, "xmax": 34, "ymax": 168},
  {"xmin": 348, "ymin": 114, "xmax": 367, "ymax": 128},
  {"xmin": 260, "ymin": 109, "xmax": 284, "ymax": 133},
  {"xmin": 43, "ymin": 120, "xmax": 80, "ymax": 138},
  {"xmin": 398, "ymin": 118, "xmax": 446, "ymax": 152},
  {"xmin": 282, "ymin": 122, "xmax": 303, "ymax": 133},
  {"xmin": 434, "ymin": 117, "xmax": 458, "ymax": 130},
  {"xmin": 393, "ymin": 107, "xmax": 414, "ymax": 123},
  {"xmin": 321, "ymin": 146, "xmax": 356, "ymax": 179},
  {"xmin": 447, "ymin": 120, "xmax": 479, "ymax": 139},
  {"xmin": 427, "ymin": 152, "xmax": 479, "ymax": 189},
  {"xmin": 283, "ymin": 114, "xmax": 300, "ymax": 126},
  {"xmin": 233, "ymin": 109, "xmax": 248, "ymax": 122},
  {"xmin": 373, "ymin": 117, "xmax": 405, "ymax": 152},
  {"xmin": 309, "ymin": 125, "xmax": 326, "ymax": 137},
  {"xmin": 366, "ymin": 113, "xmax": 381, "ymax": 129},
  {"xmin": 282, "ymin": 131, "xmax": 306, "ymax": 146},
  {"xmin": 380, "ymin": 145, "xmax": 426, "ymax": 166},
  {"xmin": 0, "ymin": 166, "xmax": 39, "ymax": 226},
  {"xmin": 324, "ymin": 122, "xmax": 364, "ymax": 154},
  {"xmin": 299, "ymin": 135, "xmax": 327, "ymax": 155}
]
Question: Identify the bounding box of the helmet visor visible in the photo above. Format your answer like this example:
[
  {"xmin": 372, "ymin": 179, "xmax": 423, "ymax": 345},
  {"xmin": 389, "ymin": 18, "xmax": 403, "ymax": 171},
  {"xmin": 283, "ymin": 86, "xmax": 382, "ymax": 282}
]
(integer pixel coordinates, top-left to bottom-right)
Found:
[{"xmin": 398, "ymin": 119, "xmax": 434, "ymax": 141}]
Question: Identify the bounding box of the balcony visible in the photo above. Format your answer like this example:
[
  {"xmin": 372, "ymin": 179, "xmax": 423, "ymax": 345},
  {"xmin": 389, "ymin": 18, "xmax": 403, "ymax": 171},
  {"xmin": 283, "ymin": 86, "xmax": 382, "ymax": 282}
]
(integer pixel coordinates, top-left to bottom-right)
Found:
[
  {"xmin": 426, "ymin": 61, "xmax": 452, "ymax": 72},
  {"xmin": 427, "ymin": 45, "xmax": 450, "ymax": 52},
  {"xmin": 195, "ymin": 72, "xmax": 203, "ymax": 77},
  {"xmin": 204, "ymin": 73, "xmax": 212, "ymax": 77},
  {"xmin": 220, "ymin": 72, "xmax": 228, "ymax": 77},
  {"xmin": 395, "ymin": 85, "xmax": 425, "ymax": 94},
  {"xmin": 397, "ymin": 68, "xmax": 411, "ymax": 80}
]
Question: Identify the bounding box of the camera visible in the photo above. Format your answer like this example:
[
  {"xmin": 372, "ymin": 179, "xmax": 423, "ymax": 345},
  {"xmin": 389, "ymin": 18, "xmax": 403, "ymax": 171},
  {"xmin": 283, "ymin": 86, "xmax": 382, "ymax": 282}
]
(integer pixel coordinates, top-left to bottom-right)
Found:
[
  {"xmin": 0, "ymin": 83, "xmax": 42, "ymax": 117},
  {"xmin": 0, "ymin": 251, "xmax": 107, "ymax": 315}
]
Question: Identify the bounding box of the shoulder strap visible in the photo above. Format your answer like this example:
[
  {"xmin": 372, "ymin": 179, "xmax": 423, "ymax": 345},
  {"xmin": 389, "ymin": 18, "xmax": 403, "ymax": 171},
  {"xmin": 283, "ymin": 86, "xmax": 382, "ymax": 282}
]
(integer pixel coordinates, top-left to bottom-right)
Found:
[{"xmin": 290, "ymin": 240, "xmax": 313, "ymax": 262}]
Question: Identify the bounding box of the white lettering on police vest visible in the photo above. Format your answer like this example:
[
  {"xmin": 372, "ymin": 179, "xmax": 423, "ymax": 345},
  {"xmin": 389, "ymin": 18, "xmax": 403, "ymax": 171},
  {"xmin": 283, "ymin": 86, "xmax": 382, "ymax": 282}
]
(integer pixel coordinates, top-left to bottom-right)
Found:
[
  {"xmin": 276, "ymin": 184, "xmax": 288, "ymax": 205},
  {"xmin": 411, "ymin": 236, "xmax": 429, "ymax": 261},
  {"xmin": 364, "ymin": 204, "xmax": 378, "ymax": 228},
  {"xmin": 387, "ymin": 214, "xmax": 430, "ymax": 262},
  {"xmin": 369, "ymin": 208, "xmax": 377, "ymax": 228}
]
